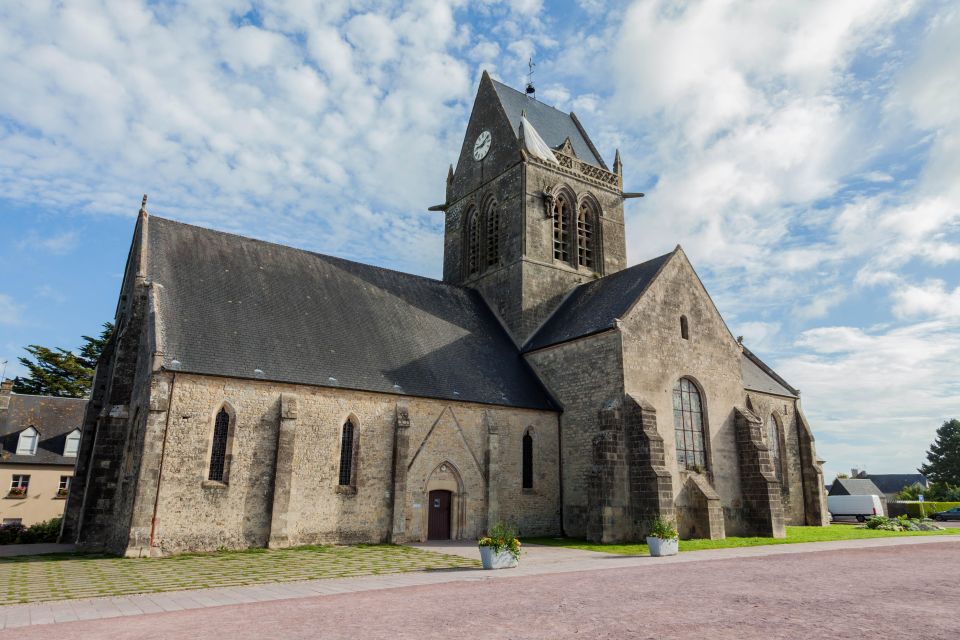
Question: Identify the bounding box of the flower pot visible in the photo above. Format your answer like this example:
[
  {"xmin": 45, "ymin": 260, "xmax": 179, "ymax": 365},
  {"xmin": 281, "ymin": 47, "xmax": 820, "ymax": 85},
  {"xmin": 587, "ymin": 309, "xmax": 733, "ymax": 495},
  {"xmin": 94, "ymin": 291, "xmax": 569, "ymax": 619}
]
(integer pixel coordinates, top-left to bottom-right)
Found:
[
  {"xmin": 646, "ymin": 536, "xmax": 679, "ymax": 557},
  {"xmin": 479, "ymin": 545, "xmax": 519, "ymax": 569}
]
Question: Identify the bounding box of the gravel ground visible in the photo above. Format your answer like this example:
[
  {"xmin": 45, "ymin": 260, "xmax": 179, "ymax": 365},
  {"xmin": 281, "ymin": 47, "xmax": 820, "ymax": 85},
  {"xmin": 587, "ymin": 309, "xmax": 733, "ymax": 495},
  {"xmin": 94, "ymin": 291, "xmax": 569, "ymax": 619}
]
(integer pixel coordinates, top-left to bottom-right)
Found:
[{"xmin": 5, "ymin": 541, "xmax": 958, "ymax": 640}]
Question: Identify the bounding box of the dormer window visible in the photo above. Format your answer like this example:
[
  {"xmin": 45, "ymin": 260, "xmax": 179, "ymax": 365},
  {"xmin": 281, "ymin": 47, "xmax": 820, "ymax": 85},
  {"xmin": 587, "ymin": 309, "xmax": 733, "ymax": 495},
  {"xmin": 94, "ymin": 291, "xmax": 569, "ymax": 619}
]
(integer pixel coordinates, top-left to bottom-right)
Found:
[
  {"xmin": 16, "ymin": 427, "xmax": 39, "ymax": 456},
  {"xmin": 64, "ymin": 429, "xmax": 81, "ymax": 457}
]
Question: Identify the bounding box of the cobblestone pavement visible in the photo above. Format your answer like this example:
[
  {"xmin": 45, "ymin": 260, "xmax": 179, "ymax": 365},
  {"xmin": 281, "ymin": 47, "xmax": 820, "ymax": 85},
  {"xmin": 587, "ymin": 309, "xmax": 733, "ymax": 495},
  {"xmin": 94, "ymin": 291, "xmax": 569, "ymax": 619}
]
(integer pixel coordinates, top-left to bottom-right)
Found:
[
  {"xmin": 0, "ymin": 544, "xmax": 476, "ymax": 604},
  {"xmin": 1, "ymin": 535, "xmax": 957, "ymax": 637}
]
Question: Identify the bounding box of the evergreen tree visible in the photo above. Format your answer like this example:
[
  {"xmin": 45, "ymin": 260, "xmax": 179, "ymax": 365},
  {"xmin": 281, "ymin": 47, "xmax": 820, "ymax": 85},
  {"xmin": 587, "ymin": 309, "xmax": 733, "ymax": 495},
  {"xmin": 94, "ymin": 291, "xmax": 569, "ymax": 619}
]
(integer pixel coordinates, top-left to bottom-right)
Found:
[
  {"xmin": 919, "ymin": 419, "xmax": 960, "ymax": 486},
  {"xmin": 10, "ymin": 323, "xmax": 113, "ymax": 398}
]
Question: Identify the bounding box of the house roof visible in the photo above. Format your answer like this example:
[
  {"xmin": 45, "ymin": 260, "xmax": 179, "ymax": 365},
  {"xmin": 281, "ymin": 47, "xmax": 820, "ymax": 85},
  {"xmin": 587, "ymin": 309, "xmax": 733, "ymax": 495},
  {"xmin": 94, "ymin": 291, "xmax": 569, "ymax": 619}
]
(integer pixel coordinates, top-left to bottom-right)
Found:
[
  {"xmin": 0, "ymin": 394, "xmax": 85, "ymax": 466},
  {"xmin": 490, "ymin": 79, "xmax": 606, "ymax": 169},
  {"xmin": 829, "ymin": 478, "xmax": 884, "ymax": 496},
  {"xmin": 863, "ymin": 474, "xmax": 929, "ymax": 494},
  {"xmin": 147, "ymin": 216, "xmax": 555, "ymax": 411},
  {"xmin": 741, "ymin": 347, "xmax": 798, "ymax": 398},
  {"xmin": 523, "ymin": 251, "xmax": 674, "ymax": 352}
]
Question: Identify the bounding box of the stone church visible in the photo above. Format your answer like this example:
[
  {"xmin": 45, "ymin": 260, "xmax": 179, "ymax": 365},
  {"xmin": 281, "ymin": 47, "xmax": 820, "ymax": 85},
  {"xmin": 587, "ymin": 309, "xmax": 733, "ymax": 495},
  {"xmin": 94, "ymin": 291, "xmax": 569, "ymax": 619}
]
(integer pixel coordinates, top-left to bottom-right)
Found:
[{"xmin": 62, "ymin": 72, "xmax": 828, "ymax": 556}]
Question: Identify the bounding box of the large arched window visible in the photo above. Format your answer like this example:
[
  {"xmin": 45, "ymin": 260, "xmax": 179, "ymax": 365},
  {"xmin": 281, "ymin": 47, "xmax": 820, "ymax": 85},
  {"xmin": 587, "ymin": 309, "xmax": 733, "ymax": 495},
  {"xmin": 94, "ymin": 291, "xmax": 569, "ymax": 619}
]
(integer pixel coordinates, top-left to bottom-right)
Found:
[
  {"xmin": 465, "ymin": 207, "xmax": 481, "ymax": 276},
  {"xmin": 16, "ymin": 427, "xmax": 39, "ymax": 456},
  {"xmin": 485, "ymin": 199, "xmax": 500, "ymax": 268},
  {"xmin": 673, "ymin": 378, "xmax": 707, "ymax": 471},
  {"xmin": 552, "ymin": 193, "xmax": 571, "ymax": 263},
  {"xmin": 522, "ymin": 431, "xmax": 533, "ymax": 489},
  {"xmin": 208, "ymin": 408, "xmax": 230, "ymax": 482},
  {"xmin": 338, "ymin": 419, "xmax": 356, "ymax": 486},
  {"xmin": 767, "ymin": 415, "xmax": 782, "ymax": 481},
  {"xmin": 576, "ymin": 199, "xmax": 598, "ymax": 270}
]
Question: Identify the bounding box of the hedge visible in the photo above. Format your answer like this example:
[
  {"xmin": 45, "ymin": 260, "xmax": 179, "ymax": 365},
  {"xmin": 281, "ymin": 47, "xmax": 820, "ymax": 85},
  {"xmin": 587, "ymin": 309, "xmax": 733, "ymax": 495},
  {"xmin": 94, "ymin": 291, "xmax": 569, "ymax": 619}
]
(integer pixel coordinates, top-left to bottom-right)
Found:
[
  {"xmin": 0, "ymin": 516, "xmax": 62, "ymax": 545},
  {"xmin": 888, "ymin": 501, "xmax": 960, "ymax": 518}
]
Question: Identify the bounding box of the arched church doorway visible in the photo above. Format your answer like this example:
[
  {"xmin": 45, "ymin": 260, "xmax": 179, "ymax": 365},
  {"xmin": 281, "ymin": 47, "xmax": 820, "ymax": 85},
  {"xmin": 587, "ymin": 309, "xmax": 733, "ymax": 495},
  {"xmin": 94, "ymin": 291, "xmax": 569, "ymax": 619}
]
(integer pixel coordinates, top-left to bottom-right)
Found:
[{"xmin": 428, "ymin": 490, "xmax": 452, "ymax": 540}]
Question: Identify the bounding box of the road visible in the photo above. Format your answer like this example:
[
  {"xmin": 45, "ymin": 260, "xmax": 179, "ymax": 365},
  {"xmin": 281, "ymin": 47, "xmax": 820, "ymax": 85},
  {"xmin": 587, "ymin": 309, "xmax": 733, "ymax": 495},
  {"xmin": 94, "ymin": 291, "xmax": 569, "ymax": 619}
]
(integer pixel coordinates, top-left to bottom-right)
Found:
[{"xmin": 5, "ymin": 540, "xmax": 959, "ymax": 639}]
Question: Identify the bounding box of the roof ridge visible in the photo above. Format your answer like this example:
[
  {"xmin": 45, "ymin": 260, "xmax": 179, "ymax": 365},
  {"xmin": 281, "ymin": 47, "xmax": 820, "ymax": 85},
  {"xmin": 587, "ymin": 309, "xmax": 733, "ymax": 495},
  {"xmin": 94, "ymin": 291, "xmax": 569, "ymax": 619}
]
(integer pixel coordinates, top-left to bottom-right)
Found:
[
  {"xmin": 489, "ymin": 78, "xmax": 576, "ymax": 120},
  {"xmin": 148, "ymin": 215, "xmax": 470, "ymax": 292}
]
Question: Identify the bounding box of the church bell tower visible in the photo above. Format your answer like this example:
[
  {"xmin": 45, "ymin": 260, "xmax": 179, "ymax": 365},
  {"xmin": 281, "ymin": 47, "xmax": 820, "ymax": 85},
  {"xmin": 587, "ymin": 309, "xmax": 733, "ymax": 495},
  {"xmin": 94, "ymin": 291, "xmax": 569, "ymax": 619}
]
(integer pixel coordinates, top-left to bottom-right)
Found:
[{"xmin": 440, "ymin": 71, "xmax": 628, "ymax": 344}]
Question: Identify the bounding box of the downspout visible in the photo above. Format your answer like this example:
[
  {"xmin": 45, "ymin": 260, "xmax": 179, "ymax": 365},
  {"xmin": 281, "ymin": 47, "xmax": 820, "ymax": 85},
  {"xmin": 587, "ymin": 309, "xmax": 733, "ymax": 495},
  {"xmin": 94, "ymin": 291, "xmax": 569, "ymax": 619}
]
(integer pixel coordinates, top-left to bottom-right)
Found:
[
  {"xmin": 557, "ymin": 413, "xmax": 565, "ymax": 537},
  {"xmin": 149, "ymin": 371, "xmax": 176, "ymax": 550}
]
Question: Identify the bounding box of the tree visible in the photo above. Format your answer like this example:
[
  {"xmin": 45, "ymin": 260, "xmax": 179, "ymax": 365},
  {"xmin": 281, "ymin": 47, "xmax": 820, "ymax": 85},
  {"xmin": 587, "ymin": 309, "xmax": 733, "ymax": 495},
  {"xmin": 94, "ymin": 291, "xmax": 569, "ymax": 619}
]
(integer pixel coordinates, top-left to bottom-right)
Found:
[
  {"xmin": 919, "ymin": 419, "xmax": 960, "ymax": 487},
  {"xmin": 10, "ymin": 323, "xmax": 113, "ymax": 398}
]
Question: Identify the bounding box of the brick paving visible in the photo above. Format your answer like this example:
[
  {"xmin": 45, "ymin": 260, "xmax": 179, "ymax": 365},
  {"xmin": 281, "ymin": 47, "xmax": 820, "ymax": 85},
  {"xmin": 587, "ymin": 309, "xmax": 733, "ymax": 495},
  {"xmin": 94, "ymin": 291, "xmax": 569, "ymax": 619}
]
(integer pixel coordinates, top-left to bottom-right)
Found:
[
  {"xmin": 0, "ymin": 544, "xmax": 476, "ymax": 605},
  {"xmin": 1, "ymin": 536, "xmax": 958, "ymax": 638},
  {"xmin": 0, "ymin": 534, "xmax": 957, "ymax": 632}
]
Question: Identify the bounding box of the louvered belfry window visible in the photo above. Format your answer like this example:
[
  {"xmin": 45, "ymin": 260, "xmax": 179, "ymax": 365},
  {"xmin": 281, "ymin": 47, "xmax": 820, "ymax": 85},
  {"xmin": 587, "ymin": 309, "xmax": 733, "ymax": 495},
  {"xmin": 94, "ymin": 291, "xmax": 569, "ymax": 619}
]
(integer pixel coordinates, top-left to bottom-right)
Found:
[
  {"xmin": 552, "ymin": 195, "xmax": 570, "ymax": 262},
  {"xmin": 577, "ymin": 203, "xmax": 595, "ymax": 269},
  {"xmin": 208, "ymin": 408, "xmax": 230, "ymax": 482},
  {"xmin": 485, "ymin": 201, "xmax": 500, "ymax": 268},
  {"xmin": 338, "ymin": 420, "xmax": 355, "ymax": 486},
  {"xmin": 673, "ymin": 378, "xmax": 707, "ymax": 471},
  {"xmin": 522, "ymin": 432, "xmax": 533, "ymax": 489},
  {"xmin": 466, "ymin": 208, "xmax": 481, "ymax": 275}
]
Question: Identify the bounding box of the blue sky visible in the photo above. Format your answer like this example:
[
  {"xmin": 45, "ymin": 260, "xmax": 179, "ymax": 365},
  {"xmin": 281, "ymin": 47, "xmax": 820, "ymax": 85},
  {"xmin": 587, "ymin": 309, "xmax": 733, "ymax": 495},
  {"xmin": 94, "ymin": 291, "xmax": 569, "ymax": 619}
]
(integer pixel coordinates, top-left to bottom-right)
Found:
[{"xmin": 1, "ymin": 0, "xmax": 958, "ymax": 480}]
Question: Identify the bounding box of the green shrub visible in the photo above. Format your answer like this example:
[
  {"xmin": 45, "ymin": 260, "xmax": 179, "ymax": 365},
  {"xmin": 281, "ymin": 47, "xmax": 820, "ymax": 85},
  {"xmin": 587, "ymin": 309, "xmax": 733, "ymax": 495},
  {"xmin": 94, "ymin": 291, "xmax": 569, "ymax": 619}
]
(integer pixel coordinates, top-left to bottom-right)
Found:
[
  {"xmin": 901, "ymin": 502, "xmax": 960, "ymax": 518},
  {"xmin": 0, "ymin": 516, "xmax": 62, "ymax": 545},
  {"xmin": 648, "ymin": 516, "xmax": 679, "ymax": 540},
  {"xmin": 478, "ymin": 522, "xmax": 521, "ymax": 560}
]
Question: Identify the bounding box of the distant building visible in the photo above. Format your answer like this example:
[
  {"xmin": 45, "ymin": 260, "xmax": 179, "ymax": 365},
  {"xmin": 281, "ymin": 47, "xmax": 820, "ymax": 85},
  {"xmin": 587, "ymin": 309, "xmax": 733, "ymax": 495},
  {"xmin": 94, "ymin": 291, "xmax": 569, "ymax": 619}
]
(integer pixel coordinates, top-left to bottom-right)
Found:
[
  {"xmin": 0, "ymin": 380, "xmax": 84, "ymax": 526},
  {"xmin": 828, "ymin": 477, "xmax": 886, "ymax": 515},
  {"xmin": 853, "ymin": 470, "xmax": 929, "ymax": 501}
]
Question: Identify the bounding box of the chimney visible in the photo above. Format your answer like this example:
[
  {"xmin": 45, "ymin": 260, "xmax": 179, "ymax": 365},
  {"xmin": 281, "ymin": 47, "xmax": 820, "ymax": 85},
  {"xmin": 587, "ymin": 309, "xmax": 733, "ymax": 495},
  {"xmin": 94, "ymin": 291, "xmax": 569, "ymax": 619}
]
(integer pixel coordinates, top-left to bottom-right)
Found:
[{"xmin": 0, "ymin": 379, "xmax": 12, "ymax": 412}]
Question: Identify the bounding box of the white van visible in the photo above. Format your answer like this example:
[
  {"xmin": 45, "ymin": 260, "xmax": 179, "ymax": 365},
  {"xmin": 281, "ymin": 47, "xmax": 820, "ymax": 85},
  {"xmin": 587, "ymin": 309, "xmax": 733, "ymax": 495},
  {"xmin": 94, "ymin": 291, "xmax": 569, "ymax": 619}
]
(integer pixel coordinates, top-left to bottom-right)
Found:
[{"xmin": 827, "ymin": 495, "xmax": 885, "ymax": 522}]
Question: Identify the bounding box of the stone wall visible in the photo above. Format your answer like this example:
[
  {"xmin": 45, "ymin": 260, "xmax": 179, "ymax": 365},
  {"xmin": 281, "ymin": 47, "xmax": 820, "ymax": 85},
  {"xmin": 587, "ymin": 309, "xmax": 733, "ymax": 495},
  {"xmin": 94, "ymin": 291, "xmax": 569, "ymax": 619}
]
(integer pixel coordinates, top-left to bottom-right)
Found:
[
  {"xmin": 745, "ymin": 391, "xmax": 807, "ymax": 525},
  {"xmin": 110, "ymin": 373, "xmax": 559, "ymax": 556},
  {"xmin": 619, "ymin": 250, "xmax": 766, "ymax": 537},
  {"xmin": 525, "ymin": 331, "xmax": 625, "ymax": 537}
]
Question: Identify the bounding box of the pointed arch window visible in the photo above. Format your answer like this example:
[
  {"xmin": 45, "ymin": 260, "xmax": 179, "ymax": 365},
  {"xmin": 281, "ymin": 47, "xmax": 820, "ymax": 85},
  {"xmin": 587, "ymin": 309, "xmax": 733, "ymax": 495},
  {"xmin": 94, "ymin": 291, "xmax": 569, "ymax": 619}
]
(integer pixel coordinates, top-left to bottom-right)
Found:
[
  {"xmin": 208, "ymin": 408, "xmax": 230, "ymax": 482},
  {"xmin": 552, "ymin": 194, "xmax": 571, "ymax": 263},
  {"xmin": 16, "ymin": 427, "xmax": 39, "ymax": 456},
  {"xmin": 522, "ymin": 431, "xmax": 534, "ymax": 489},
  {"xmin": 673, "ymin": 378, "xmax": 707, "ymax": 471},
  {"xmin": 485, "ymin": 199, "xmax": 500, "ymax": 268},
  {"xmin": 767, "ymin": 415, "xmax": 782, "ymax": 481},
  {"xmin": 466, "ymin": 207, "xmax": 482, "ymax": 276},
  {"xmin": 338, "ymin": 419, "xmax": 356, "ymax": 486},
  {"xmin": 577, "ymin": 200, "xmax": 598, "ymax": 269}
]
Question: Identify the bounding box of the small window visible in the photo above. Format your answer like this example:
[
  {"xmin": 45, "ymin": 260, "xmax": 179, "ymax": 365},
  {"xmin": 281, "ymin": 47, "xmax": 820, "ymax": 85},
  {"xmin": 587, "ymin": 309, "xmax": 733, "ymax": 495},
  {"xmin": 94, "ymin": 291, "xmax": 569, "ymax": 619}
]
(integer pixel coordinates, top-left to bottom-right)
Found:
[
  {"xmin": 58, "ymin": 476, "xmax": 71, "ymax": 497},
  {"xmin": 338, "ymin": 420, "xmax": 355, "ymax": 486},
  {"xmin": 64, "ymin": 429, "xmax": 81, "ymax": 457},
  {"xmin": 16, "ymin": 427, "xmax": 38, "ymax": 456},
  {"xmin": 522, "ymin": 432, "xmax": 533, "ymax": 489},
  {"xmin": 680, "ymin": 316, "xmax": 689, "ymax": 340},
  {"xmin": 208, "ymin": 408, "xmax": 230, "ymax": 482},
  {"xmin": 9, "ymin": 474, "xmax": 30, "ymax": 497}
]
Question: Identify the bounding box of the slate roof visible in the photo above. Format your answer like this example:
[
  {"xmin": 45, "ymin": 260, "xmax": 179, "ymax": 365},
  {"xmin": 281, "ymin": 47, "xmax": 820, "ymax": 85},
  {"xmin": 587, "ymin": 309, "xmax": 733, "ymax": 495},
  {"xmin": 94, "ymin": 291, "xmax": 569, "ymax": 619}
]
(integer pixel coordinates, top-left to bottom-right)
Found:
[
  {"xmin": 491, "ymin": 79, "xmax": 606, "ymax": 169},
  {"xmin": 863, "ymin": 474, "xmax": 928, "ymax": 495},
  {"xmin": 148, "ymin": 216, "xmax": 554, "ymax": 410},
  {"xmin": 741, "ymin": 348, "xmax": 798, "ymax": 398},
  {"xmin": 523, "ymin": 251, "xmax": 674, "ymax": 352},
  {"xmin": 829, "ymin": 478, "xmax": 884, "ymax": 496},
  {"xmin": 0, "ymin": 394, "xmax": 84, "ymax": 466}
]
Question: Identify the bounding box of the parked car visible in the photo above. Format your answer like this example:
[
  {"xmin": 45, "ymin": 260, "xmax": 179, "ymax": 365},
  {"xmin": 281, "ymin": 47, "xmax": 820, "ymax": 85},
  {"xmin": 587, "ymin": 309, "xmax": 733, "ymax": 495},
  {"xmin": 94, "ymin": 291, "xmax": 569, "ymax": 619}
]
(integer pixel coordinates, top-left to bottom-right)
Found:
[
  {"xmin": 931, "ymin": 507, "xmax": 960, "ymax": 521},
  {"xmin": 827, "ymin": 495, "xmax": 884, "ymax": 522}
]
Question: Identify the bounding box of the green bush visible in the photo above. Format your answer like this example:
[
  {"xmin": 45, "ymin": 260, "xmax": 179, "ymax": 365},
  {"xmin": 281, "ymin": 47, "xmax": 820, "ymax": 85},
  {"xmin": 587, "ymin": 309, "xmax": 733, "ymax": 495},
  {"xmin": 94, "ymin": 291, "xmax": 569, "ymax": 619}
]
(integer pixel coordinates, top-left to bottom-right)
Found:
[
  {"xmin": 648, "ymin": 515, "xmax": 679, "ymax": 540},
  {"xmin": 901, "ymin": 502, "xmax": 960, "ymax": 518},
  {"xmin": 0, "ymin": 516, "xmax": 62, "ymax": 545}
]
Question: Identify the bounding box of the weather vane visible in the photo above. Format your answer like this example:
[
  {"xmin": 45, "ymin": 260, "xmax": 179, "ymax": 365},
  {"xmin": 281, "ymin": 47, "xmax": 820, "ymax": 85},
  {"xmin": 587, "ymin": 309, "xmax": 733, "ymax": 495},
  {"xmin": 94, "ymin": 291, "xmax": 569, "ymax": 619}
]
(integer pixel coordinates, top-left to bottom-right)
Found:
[{"xmin": 525, "ymin": 57, "xmax": 536, "ymax": 98}]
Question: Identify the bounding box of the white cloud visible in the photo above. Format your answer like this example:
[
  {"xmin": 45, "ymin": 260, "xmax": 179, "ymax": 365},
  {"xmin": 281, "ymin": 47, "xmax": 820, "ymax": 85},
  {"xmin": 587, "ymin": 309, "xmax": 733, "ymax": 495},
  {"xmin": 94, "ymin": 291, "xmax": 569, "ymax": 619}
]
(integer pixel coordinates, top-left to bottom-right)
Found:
[
  {"xmin": 892, "ymin": 280, "xmax": 960, "ymax": 320},
  {"xmin": 0, "ymin": 293, "xmax": 23, "ymax": 325}
]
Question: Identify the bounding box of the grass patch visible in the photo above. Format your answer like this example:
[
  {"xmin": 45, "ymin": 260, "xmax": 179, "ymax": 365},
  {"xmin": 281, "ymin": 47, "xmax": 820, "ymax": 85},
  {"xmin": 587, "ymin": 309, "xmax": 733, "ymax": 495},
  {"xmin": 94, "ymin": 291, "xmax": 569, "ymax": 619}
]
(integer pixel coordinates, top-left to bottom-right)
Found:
[{"xmin": 525, "ymin": 525, "xmax": 954, "ymax": 556}]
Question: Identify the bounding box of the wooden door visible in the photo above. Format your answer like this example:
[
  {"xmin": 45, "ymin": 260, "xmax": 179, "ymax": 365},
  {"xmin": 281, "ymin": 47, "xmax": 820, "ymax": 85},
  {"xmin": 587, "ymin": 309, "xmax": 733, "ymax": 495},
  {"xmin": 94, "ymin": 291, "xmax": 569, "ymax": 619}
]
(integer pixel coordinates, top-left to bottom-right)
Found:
[{"xmin": 428, "ymin": 490, "xmax": 451, "ymax": 540}]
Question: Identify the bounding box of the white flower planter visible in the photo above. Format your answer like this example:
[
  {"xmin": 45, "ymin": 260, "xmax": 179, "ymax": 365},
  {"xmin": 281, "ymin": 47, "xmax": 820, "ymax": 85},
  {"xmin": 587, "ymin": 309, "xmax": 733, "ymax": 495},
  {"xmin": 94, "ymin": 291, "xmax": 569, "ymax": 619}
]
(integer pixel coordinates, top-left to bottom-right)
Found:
[
  {"xmin": 646, "ymin": 536, "xmax": 679, "ymax": 557},
  {"xmin": 479, "ymin": 545, "xmax": 519, "ymax": 569}
]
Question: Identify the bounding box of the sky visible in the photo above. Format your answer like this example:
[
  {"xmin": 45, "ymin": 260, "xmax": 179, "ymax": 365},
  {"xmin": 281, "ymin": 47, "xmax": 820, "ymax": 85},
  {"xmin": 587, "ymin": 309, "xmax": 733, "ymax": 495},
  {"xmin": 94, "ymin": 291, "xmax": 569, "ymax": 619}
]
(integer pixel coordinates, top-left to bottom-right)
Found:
[{"xmin": 0, "ymin": 0, "xmax": 958, "ymax": 481}]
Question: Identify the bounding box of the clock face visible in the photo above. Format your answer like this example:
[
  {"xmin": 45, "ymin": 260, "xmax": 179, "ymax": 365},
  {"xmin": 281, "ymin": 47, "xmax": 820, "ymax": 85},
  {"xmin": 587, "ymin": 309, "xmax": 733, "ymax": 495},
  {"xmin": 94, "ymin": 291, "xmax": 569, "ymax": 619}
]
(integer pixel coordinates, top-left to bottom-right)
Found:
[{"xmin": 473, "ymin": 130, "xmax": 492, "ymax": 161}]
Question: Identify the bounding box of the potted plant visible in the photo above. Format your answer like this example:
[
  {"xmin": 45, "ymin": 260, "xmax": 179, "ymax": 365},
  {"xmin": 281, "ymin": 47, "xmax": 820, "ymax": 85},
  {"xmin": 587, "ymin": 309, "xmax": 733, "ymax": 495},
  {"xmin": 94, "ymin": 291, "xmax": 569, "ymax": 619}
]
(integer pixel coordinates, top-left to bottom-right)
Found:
[
  {"xmin": 478, "ymin": 522, "xmax": 521, "ymax": 569},
  {"xmin": 8, "ymin": 487, "xmax": 27, "ymax": 498},
  {"xmin": 646, "ymin": 516, "xmax": 679, "ymax": 557}
]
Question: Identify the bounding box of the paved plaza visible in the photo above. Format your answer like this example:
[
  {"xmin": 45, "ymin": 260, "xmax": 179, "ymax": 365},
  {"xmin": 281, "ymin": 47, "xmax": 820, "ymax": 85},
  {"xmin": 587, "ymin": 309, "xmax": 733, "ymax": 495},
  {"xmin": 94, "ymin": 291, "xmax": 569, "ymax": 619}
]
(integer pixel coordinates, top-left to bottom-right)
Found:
[{"xmin": 0, "ymin": 535, "xmax": 957, "ymax": 637}]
